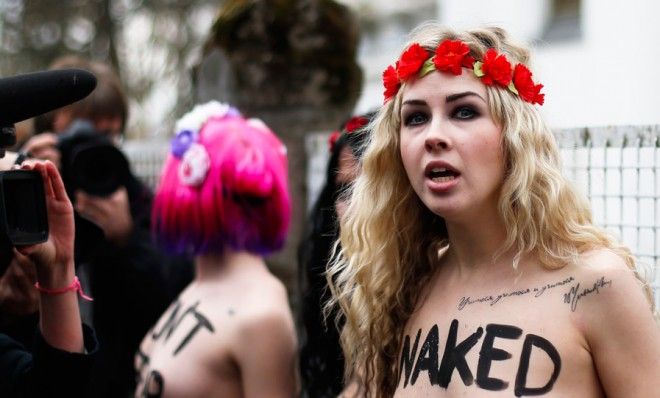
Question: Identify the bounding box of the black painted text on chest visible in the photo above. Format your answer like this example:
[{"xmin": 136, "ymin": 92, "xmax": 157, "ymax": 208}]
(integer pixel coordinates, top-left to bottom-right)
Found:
[{"xmin": 399, "ymin": 319, "xmax": 560, "ymax": 397}]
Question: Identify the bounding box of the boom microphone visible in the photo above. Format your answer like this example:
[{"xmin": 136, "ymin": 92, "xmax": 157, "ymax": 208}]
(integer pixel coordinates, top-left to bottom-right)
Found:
[{"xmin": 0, "ymin": 68, "xmax": 97, "ymax": 126}]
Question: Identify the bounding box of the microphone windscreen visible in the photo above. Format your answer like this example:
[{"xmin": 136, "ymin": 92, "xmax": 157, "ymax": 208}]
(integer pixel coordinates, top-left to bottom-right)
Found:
[{"xmin": 0, "ymin": 69, "xmax": 97, "ymax": 125}]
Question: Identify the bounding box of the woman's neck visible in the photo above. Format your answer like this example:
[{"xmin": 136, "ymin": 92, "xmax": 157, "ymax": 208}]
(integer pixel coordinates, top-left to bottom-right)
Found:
[
  {"xmin": 194, "ymin": 249, "xmax": 265, "ymax": 282},
  {"xmin": 443, "ymin": 207, "xmax": 513, "ymax": 277}
]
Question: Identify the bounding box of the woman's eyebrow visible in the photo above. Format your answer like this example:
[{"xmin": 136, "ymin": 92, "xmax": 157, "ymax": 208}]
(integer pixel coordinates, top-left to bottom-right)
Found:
[
  {"xmin": 401, "ymin": 99, "xmax": 427, "ymax": 106},
  {"xmin": 446, "ymin": 91, "xmax": 486, "ymax": 103}
]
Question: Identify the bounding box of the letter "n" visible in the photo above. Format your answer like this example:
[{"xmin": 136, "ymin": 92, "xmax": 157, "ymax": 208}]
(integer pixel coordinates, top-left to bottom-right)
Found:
[{"xmin": 398, "ymin": 329, "xmax": 421, "ymax": 388}]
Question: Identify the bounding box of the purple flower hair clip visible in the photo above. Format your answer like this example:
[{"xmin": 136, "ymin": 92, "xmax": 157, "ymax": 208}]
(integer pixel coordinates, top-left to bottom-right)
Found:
[
  {"xmin": 171, "ymin": 129, "xmax": 198, "ymax": 159},
  {"xmin": 171, "ymin": 101, "xmax": 241, "ymax": 187}
]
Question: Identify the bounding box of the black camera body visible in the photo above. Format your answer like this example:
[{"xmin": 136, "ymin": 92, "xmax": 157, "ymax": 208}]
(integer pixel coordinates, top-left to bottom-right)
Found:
[
  {"xmin": 0, "ymin": 126, "xmax": 49, "ymax": 276},
  {"xmin": 0, "ymin": 123, "xmax": 48, "ymax": 248},
  {"xmin": 57, "ymin": 119, "xmax": 131, "ymax": 198},
  {"xmin": 0, "ymin": 169, "xmax": 48, "ymax": 245}
]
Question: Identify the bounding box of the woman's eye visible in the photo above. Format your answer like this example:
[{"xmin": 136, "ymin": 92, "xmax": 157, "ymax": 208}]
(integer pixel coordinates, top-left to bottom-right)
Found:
[
  {"xmin": 453, "ymin": 106, "xmax": 477, "ymax": 120},
  {"xmin": 403, "ymin": 112, "xmax": 428, "ymax": 126}
]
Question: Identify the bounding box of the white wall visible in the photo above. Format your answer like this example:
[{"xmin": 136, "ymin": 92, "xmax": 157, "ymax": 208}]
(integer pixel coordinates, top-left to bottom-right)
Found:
[{"xmin": 438, "ymin": 0, "xmax": 660, "ymax": 128}]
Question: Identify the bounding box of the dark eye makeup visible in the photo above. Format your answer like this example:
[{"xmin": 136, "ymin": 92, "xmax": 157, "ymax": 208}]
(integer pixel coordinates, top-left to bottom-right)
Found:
[
  {"xmin": 402, "ymin": 111, "xmax": 428, "ymax": 127},
  {"xmin": 400, "ymin": 93, "xmax": 484, "ymax": 128},
  {"xmin": 452, "ymin": 105, "xmax": 479, "ymax": 120}
]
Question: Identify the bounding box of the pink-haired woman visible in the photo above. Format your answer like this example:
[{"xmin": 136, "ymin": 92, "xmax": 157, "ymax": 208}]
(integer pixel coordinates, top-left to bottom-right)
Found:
[{"xmin": 135, "ymin": 102, "xmax": 297, "ymax": 398}]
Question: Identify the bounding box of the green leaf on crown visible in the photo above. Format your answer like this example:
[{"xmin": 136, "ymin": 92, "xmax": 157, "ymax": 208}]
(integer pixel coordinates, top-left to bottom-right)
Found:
[
  {"xmin": 473, "ymin": 61, "xmax": 484, "ymax": 77},
  {"xmin": 419, "ymin": 58, "xmax": 436, "ymax": 78},
  {"xmin": 508, "ymin": 82, "xmax": 519, "ymax": 95}
]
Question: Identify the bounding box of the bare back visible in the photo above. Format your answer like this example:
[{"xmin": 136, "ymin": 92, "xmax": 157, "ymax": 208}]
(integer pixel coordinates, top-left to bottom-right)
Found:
[
  {"xmin": 135, "ymin": 261, "xmax": 297, "ymax": 398},
  {"xmin": 394, "ymin": 249, "xmax": 660, "ymax": 397}
]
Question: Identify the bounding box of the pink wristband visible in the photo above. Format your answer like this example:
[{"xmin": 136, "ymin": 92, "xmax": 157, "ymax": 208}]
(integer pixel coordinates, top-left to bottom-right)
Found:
[{"xmin": 34, "ymin": 276, "xmax": 93, "ymax": 301}]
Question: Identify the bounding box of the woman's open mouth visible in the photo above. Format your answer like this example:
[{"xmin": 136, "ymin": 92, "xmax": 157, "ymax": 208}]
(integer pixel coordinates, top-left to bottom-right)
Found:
[
  {"xmin": 424, "ymin": 162, "xmax": 461, "ymax": 193},
  {"xmin": 427, "ymin": 167, "xmax": 459, "ymax": 183}
]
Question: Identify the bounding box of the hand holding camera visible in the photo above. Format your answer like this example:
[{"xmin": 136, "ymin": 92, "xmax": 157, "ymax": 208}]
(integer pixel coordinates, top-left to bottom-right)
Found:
[
  {"xmin": 0, "ymin": 69, "xmax": 96, "ymax": 352},
  {"xmin": 15, "ymin": 161, "xmax": 74, "ymax": 287},
  {"xmin": 0, "ymin": 69, "xmax": 97, "ymax": 273},
  {"xmin": 0, "ymin": 68, "xmax": 101, "ymax": 397}
]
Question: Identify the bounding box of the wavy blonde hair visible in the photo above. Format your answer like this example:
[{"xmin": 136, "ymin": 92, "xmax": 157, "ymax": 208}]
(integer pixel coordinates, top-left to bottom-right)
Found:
[{"xmin": 326, "ymin": 23, "xmax": 656, "ymax": 397}]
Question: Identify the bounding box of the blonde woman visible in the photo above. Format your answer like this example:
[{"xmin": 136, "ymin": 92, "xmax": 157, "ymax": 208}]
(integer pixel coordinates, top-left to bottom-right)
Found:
[{"xmin": 328, "ymin": 23, "xmax": 660, "ymax": 397}]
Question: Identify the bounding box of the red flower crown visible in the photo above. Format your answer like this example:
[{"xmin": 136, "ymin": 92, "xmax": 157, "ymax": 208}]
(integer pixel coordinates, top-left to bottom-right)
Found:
[
  {"xmin": 328, "ymin": 116, "xmax": 369, "ymax": 152},
  {"xmin": 382, "ymin": 39, "xmax": 544, "ymax": 105}
]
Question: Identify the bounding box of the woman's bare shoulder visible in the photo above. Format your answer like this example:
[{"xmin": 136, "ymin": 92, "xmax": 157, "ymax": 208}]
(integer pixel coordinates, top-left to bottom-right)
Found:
[
  {"xmin": 565, "ymin": 247, "xmax": 656, "ymax": 326},
  {"xmin": 226, "ymin": 270, "xmax": 293, "ymax": 333},
  {"xmin": 568, "ymin": 250, "xmax": 660, "ymax": 395},
  {"xmin": 562, "ymin": 247, "xmax": 641, "ymax": 289}
]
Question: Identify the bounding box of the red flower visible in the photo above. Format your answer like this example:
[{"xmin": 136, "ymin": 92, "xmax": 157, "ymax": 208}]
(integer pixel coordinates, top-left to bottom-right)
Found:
[
  {"xmin": 396, "ymin": 43, "xmax": 429, "ymax": 81},
  {"xmin": 433, "ymin": 39, "xmax": 474, "ymax": 75},
  {"xmin": 512, "ymin": 64, "xmax": 545, "ymax": 105},
  {"xmin": 481, "ymin": 49, "xmax": 512, "ymax": 87},
  {"xmin": 328, "ymin": 130, "xmax": 341, "ymax": 152},
  {"xmin": 382, "ymin": 64, "xmax": 400, "ymax": 102},
  {"xmin": 345, "ymin": 116, "xmax": 369, "ymax": 133}
]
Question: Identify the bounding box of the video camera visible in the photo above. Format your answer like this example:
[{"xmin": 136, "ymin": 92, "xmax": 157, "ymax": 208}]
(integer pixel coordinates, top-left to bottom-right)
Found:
[{"xmin": 0, "ymin": 69, "xmax": 97, "ymax": 273}]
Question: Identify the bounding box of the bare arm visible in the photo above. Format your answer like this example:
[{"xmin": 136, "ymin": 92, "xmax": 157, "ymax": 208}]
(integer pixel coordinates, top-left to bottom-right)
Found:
[
  {"xmin": 16, "ymin": 160, "xmax": 83, "ymax": 353},
  {"xmin": 582, "ymin": 254, "xmax": 660, "ymax": 397},
  {"xmin": 234, "ymin": 309, "xmax": 298, "ymax": 398}
]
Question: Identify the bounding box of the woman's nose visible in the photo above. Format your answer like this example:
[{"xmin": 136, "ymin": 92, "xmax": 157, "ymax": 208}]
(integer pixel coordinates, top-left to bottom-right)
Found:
[{"xmin": 424, "ymin": 122, "xmax": 451, "ymax": 152}]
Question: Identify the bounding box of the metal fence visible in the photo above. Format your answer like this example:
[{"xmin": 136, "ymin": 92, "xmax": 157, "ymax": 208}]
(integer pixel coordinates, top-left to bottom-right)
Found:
[
  {"xmin": 124, "ymin": 126, "xmax": 660, "ymax": 308},
  {"xmin": 557, "ymin": 125, "xmax": 660, "ymax": 308},
  {"xmin": 123, "ymin": 140, "xmax": 170, "ymax": 192}
]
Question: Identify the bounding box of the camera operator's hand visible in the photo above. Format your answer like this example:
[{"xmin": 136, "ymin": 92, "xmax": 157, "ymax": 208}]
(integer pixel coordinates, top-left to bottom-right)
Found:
[
  {"xmin": 14, "ymin": 160, "xmax": 83, "ymax": 353},
  {"xmin": 75, "ymin": 187, "xmax": 134, "ymax": 247},
  {"xmin": 0, "ymin": 253, "xmax": 39, "ymax": 316},
  {"xmin": 21, "ymin": 132, "xmax": 61, "ymax": 169},
  {"xmin": 16, "ymin": 161, "xmax": 74, "ymax": 281}
]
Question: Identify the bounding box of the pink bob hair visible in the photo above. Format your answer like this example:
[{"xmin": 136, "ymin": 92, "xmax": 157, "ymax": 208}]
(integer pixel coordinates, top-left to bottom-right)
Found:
[{"xmin": 153, "ymin": 104, "xmax": 290, "ymax": 256}]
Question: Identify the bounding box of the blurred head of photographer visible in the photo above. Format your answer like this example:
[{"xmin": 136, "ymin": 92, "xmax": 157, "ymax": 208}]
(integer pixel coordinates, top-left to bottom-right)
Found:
[
  {"xmin": 34, "ymin": 55, "xmax": 127, "ymax": 142},
  {"xmin": 27, "ymin": 55, "xmax": 128, "ymax": 176},
  {"xmin": 20, "ymin": 57, "xmax": 148, "ymax": 255}
]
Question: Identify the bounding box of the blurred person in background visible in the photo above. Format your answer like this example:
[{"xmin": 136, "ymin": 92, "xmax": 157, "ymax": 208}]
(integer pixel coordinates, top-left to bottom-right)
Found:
[
  {"xmin": 298, "ymin": 113, "xmax": 372, "ymax": 397},
  {"xmin": 135, "ymin": 102, "xmax": 297, "ymax": 398}
]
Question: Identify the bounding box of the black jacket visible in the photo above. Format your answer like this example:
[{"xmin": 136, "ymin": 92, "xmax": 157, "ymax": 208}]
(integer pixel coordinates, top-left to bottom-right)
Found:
[{"xmin": 0, "ymin": 324, "xmax": 98, "ymax": 398}]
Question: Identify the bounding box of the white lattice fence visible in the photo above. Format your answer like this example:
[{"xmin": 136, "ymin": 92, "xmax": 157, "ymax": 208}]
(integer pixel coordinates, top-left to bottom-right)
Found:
[
  {"xmin": 558, "ymin": 126, "xmax": 660, "ymax": 309},
  {"xmin": 123, "ymin": 140, "xmax": 170, "ymax": 192}
]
